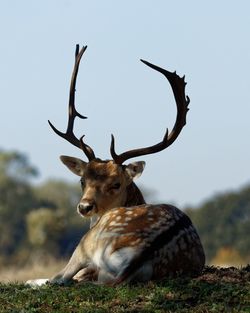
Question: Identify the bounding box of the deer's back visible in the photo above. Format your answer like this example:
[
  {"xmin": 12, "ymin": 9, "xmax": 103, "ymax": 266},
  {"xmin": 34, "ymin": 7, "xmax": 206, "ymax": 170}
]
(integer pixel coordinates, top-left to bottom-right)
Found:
[{"xmin": 85, "ymin": 204, "xmax": 205, "ymax": 283}]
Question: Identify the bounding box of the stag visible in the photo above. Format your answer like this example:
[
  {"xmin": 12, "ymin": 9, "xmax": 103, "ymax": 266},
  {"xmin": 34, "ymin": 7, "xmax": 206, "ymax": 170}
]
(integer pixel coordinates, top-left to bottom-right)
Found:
[{"xmin": 27, "ymin": 45, "xmax": 205, "ymax": 286}]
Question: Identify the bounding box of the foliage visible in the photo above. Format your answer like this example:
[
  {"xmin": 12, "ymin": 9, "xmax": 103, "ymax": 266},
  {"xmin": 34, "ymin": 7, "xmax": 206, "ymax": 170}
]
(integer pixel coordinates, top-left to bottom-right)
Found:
[
  {"xmin": 26, "ymin": 208, "xmax": 65, "ymax": 254},
  {"xmin": 185, "ymin": 186, "xmax": 250, "ymax": 264},
  {"xmin": 0, "ymin": 149, "xmax": 87, "ymax": 264},
  {"xmin": 32, "ymin": 180, "xmax": 89, "ymax": 257},
  {"xmin": 0, "ymin": 150, "xmax": 38, "ymax": 261},
  {"xmin": 33, "ymin": 180, "xmax": 80, "ymax": 214},
  {"xmin": 0, "ymin": 266, "xmax": 249, "ymax": 313}
]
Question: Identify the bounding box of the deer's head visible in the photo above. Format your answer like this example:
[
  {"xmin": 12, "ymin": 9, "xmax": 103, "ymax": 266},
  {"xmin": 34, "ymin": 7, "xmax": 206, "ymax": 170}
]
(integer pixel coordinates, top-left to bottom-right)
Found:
[
  {"xmin": 48, "ymin": 45, "xmax": 189, "ymax": 219},
  {"xmin": 60, "ymin": 156, "xmax": 145, "ymax": 217}
]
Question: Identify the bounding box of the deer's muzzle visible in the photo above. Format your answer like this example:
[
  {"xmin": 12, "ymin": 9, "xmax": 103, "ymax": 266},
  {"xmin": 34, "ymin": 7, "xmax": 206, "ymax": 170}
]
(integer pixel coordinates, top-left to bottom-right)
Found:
[{"xmin": 77, "ymin": 201, "xmax": 96, "ymax": 216}]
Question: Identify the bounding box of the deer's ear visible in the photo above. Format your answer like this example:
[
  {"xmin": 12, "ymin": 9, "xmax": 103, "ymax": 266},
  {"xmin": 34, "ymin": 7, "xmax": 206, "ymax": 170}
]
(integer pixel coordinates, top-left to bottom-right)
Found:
[
  {"xmin": 125, "ymin": 161, "xmax": 145, "ymax": 180},
  {"xmin": 60, "ymin": 155, "xmax": 87, "ymax": 177}
]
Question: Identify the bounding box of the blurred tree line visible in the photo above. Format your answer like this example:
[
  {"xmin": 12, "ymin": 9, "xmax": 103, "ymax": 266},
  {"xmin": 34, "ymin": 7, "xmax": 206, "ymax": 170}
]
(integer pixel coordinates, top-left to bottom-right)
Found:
[
  {"xmin": 0, "ymin": 148, "xmax": 249, "ymax": 266},
  {"xmin": 0, "ymin": 149, "xmax": 88, "ymax": 266},
  {"xmin": 186, "ymin": 186, "xmax": 250, "ymax": 265}
]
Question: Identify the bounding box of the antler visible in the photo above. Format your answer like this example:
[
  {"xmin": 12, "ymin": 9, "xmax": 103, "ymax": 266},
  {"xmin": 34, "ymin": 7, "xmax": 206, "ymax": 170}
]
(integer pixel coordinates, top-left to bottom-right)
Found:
[
  {"xmin": 110, "ymin": 60, "xmax": 190, "ymax": 164},
  {"xmin": 48, "ymin": 44, "xmax": 96, "ymax": 161}
]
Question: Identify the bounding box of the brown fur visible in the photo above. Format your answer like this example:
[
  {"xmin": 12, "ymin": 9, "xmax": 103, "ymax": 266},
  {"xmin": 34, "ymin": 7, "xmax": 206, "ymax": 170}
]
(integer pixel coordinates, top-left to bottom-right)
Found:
[
  {"xmin": 64, "ymin": 158, "xmax": 146, "ymax": 219},
  {"xmin": 26, "ymin": 157, "xmax": 205, "ymax": 287}
]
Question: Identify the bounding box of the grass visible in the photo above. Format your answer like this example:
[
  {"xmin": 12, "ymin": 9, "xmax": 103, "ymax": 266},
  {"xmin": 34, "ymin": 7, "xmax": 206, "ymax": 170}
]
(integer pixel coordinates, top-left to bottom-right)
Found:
[{"xmin": 0, "ymin": 266, "xmax": 249, "ymax": 313}]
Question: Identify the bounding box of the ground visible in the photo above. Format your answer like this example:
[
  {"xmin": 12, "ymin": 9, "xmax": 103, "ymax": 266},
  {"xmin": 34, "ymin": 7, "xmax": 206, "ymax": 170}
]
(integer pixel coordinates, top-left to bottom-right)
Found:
[{"xmin": 0, "ymin": 265, "xmax": 249, "ymax": 313}]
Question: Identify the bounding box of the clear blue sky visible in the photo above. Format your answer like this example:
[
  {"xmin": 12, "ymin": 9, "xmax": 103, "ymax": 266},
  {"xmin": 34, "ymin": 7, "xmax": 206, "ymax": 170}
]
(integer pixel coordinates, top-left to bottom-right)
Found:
[{"xmin": 1, "ymin": 1, "xmax": 249, "ymax": 207}]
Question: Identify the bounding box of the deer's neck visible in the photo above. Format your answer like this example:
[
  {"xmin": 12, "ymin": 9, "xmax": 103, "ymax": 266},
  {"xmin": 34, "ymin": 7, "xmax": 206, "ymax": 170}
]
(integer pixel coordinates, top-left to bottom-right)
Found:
[{"xmin": 125, "ymin": 182, "xmax": 146, "ymax": 207}]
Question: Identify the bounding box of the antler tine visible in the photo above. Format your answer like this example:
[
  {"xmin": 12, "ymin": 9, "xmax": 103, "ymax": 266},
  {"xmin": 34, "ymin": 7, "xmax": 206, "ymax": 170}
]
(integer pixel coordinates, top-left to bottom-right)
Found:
[
  {"xmin": 48, "ymin": 44, "xmax": 96, "ymax": 161},
  {"xmin": 110, "ymin": 60, "xmax": 190, "ymax": 164},
  {"xmin": 79, "ymin": 135, "xmax": 96, "ymax": 161}
]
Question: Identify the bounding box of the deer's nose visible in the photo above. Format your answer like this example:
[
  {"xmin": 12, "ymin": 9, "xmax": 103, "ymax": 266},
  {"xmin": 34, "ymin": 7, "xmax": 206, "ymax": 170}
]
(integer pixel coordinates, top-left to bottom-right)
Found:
[{"xmin": 77, "ymin": 202, "xmax": 95, "ymax": 215}]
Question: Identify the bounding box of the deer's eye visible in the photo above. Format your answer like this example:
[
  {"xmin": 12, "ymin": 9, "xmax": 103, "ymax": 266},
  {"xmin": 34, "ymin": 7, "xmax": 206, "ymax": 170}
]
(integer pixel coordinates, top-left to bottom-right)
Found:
[{"xmin": 112, "ymin": 182, "xmax": 121, "ymax": 190}]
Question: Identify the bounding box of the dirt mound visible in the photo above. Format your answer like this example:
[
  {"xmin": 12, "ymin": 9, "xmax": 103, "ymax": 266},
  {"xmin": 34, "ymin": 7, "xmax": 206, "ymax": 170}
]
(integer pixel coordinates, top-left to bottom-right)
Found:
[{"xmin": 197, "ymin": 265, "xmax": 250, "ymax": 283}]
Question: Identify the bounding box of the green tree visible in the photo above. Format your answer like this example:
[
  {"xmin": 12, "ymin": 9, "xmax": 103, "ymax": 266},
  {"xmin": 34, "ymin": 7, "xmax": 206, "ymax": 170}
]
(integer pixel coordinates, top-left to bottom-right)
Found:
[
  {"xmin": 33, "ymin": 179, "xmax": 81, "ymax": 217},
  {"xmin": 0, "ymin": 149, "xmax": 88, "ymax": 263},
  {"xmin": 26, "ymin": 208, "xmax": 65, "ymax": 256},
  {"xmin": 0, "ymin": 150, "xmax": 38, "ymax": 262},
  {"xmin": 186, "ymin": 185, "xmax": 250, "ymax": 264},
  {"xmin": 32, "ymin": 180, "xmax": 89, "ymax": 257}
]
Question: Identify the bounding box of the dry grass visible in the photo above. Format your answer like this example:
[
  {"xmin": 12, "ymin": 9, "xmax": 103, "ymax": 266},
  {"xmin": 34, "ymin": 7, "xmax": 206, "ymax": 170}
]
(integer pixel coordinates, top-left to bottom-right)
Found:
[
  {"xmin": 0, "ymin": 258, "xmax": 248, "ymax": 284},
  {"xmin": 0, "ymin": 258, "xmax": 67, "ymax": 283}
]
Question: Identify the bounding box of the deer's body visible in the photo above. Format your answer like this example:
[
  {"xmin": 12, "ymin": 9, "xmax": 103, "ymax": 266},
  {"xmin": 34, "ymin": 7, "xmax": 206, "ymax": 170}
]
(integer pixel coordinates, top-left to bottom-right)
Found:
[
  {"xmin": 26, "ymin": 45, "xmax": 205, "ymax": 287},
  {"xmin": 27, "ymin": 158, "xmax": 205, "ymax": 287},
  {"xmin": 50, "ymin": 204, "xmax": 204, "ymax": 285}
]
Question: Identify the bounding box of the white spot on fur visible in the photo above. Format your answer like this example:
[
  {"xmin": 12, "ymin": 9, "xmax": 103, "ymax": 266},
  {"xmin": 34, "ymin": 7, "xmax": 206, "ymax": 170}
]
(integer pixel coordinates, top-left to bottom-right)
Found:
[
  {"xmin": 112, "ymin": 227, "xmax": 127, "ymax": 232},
  {"xmin": 130, "ymin": 238, "xmax": 142, "ymax": 246},
  {"xmin": 147, "ymin": 217, "xmax": 155, "ymax": 221},
  {"xmin": 109, "ymin": 222, "xmax": 124, "ymax": 227},
  {"xmin": 124, "ymin": 217, "xmax": 132, "ymax": 222}
]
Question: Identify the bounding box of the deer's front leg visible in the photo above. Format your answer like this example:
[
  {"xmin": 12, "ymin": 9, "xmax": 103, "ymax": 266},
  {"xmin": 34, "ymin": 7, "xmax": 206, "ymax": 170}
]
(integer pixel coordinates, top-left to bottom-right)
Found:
[
  {"xmin": 26, "ymin": 240, "xmax": 89, "ymax": 287},
  {"xmin": 50, "ymin": 244, "xmax": 88, "ymax": 285},
  {"xmin": 73, "ymin": 266, "xmax": 99, "ymax": 282}
]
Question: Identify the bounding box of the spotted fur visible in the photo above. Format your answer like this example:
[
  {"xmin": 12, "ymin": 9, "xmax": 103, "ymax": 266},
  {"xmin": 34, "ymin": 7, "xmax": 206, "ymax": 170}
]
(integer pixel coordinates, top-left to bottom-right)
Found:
[
  {"xmin": 26, "ymin": 160, "xmax": 205, "ymax": 287},
  {"xmin": 81, "ymin": 204, "xmax": 205, "ymax": 284}
]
